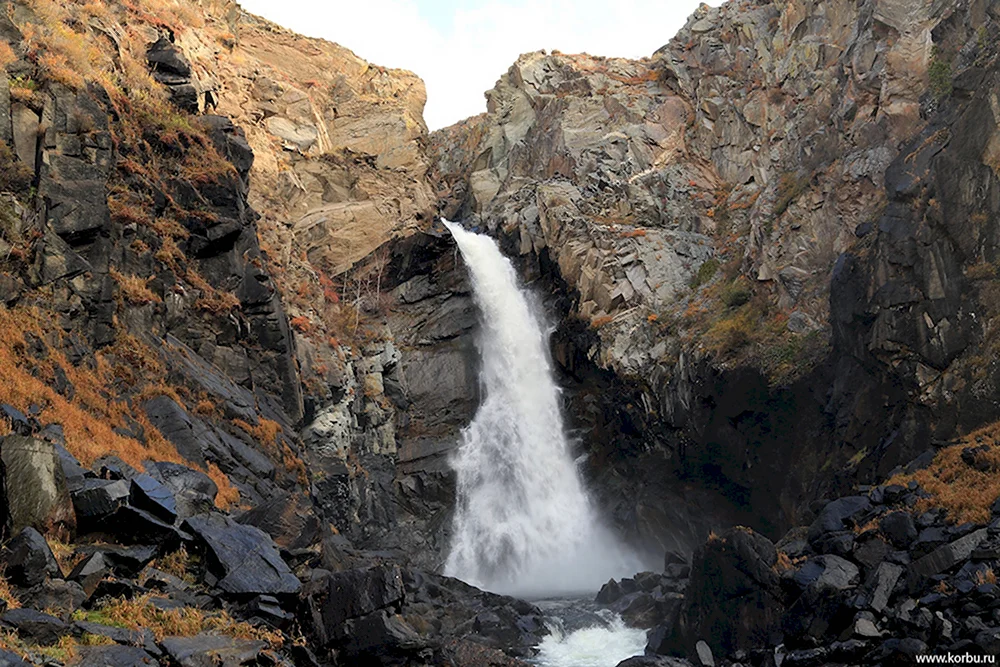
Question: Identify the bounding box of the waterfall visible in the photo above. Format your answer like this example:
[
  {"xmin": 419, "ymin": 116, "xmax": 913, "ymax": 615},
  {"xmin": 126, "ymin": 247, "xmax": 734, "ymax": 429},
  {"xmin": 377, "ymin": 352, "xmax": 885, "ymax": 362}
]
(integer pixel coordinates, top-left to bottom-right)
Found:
[{"xmin": 443, "ymin": 221, "xmax": 639, "ymax": 597}]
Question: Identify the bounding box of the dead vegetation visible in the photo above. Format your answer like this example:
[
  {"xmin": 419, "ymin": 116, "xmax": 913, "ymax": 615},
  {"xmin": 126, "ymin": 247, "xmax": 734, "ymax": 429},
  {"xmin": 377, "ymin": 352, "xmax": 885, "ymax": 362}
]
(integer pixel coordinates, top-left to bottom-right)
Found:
[{"xmin": 889, "ymin": 421, "xmax": 1000, "ymax": 524}]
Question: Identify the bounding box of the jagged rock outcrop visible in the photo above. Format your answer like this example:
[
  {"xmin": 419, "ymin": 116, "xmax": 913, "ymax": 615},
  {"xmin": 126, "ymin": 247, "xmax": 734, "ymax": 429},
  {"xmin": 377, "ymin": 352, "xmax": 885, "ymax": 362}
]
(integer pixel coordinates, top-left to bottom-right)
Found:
[{"xmin": 427, "ymin": 0, "xmax": 1000, "ymax": 553}]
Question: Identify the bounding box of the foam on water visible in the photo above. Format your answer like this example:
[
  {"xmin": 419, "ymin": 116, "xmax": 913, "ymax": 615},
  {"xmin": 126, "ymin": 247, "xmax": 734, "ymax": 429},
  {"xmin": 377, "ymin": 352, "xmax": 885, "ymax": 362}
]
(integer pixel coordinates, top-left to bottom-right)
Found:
[
  {"xmin": 442, "ymin": 221, "xmax": 642, "ymax": 597},
  {"xmin": 534, "ymin": 611, "xmax": 648, "ymax": 667}
]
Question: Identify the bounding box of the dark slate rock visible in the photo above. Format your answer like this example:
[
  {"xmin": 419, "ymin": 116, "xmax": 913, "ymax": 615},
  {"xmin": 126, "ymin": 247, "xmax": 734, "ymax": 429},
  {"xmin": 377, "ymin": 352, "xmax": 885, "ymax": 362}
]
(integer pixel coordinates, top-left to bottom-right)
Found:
[
  {"xmin": 31, "ymin": 578, "xmax": 85, "ymax": 616},
  {"xmin": 52, "ymin": 442, "xmax": 88, "ymax": 490},
  {"xmin": 793, "ymin": 555, "xmax": 860, "ymax": 592},
  {"xmin": 243, "ymin": 595, "xmax": 294, "ymax": 629},
  {"xmin": 159, "ymin": 634, "xmax": 265, "ymax": 667},
  {"xmin": 973, "ymin": 537, "xmax": 1000, "ymax": 560},
  {"xmin": 145, "ymin": 462, "xmax": 217, "ymax": 519},
  {"xmin": 80, "ymin": 544, "xmax": 158, "ymax": 578},
  {"xmin": 0, "ymin": 649, "xmax": 27, "ymax": 666},
  {"xmin": 911, "ymin": 529, "xmax": 989, "ymax": 577},
  {"xmin": 976, "ymin": 628, "xmax": 1000, "ymax": 654},
  {"xmin": 679, "ymin": 528, "xmax": 784, "ymax": 657},
  {"xmin": 342, "ymin": 610, "xmax": 423, "ymax": 658},
  {"xmin": 303, "ymin": 564, "xmax": 405, "ymax": 647},
  {"xmin": 101, "ymin": 506, "xmax": 183, "ymax": 549},
  {"xmin": 142, "ymin": 397, "xmax": 205, "ymax": 463},
  {"xmin": 86, "ymin": 578, "xmax": 142, "ymax": 606},
  {"xmin": 129, "ymin": 473, "xmax": 178, "ymax": 524},
  {"xmin": 813, "ymin": 530, "xmax": 855, "ymax": 557},
  {"xmin": 71, "ymin": 479, "xmax": 129, "ymax": 524},
  {"xmin": 782, "ymin": 585, "xmax": 853, "ymax": 644},
  {"xmin": 3, "ymin": 527, "xmax": 61, "ymax": 587},
  {"xmin": 146, "ymin": 37, "xmax": 191, "ymax": 77},
  {"xmin": 775, "ymin": 526, "xmax": 811, "ymax": 560},
  {"xmin": 0, "ymin": 609, "xmax": 68, "ymax": 645},
  {"xmin": 912, "ymin": 526, "xmax": 950, "ymax": 558},
  {"xmin": 76, "ymin": 645, "xmax": 159, "ymax": 667},
  {"xmin": 808, "ymin": 497, "xmax": 871, "ymax": 544},
  {"xmin": 234, "ymin": 491, "xmax": 319, "ymax": 551},
  {"xmin": 879, "ymin": 512, "xmax": 918, "ymax": 549},
  {"xmin": 0, "ymin": 405, "xmax": 31, "ymax": 436},
  {"xmin": 869, "ymin": 562, "xmax": 904, "ymax": 613},
  {"xmin": 94, "ymin": 456, "xmax": 138, "ymax": 481},
  {"xmin": 183, "ymin": 513, "xmax": 300, "ymax": 596},
  {"xmin": 69, "ymin": 552, "xmax": 110, "ymax": 596},
  {"xmin": 596, "ymin": 579, "xmax": 625, "ymax": 605},
  {"xmin": 854, "ymin": 534, "xmax": 890, "ymax": 570},
  {"xmin": 617, "ymin": 657, "xmax": 693, "ymax": 667}
]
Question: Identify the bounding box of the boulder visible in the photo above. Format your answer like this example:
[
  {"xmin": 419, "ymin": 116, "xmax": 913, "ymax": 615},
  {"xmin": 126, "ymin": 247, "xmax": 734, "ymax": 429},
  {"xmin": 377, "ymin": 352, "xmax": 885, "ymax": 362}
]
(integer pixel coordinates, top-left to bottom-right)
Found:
[
  {"xmin": 792, "ymin": 555, "xmax": 860, "ymax": 592},
  {"xmin": 0, "ymin": 609, "xmax": 68, "ymax": 645},
  {"xmin": 31, "ymin": 579, "xmax": 86, "ymax": 616},
  {"xmin": 303, "ymin": 564, "xmax": 405, "ymax": 647},
  {"xmin": 807, "ymin": 497, "xmax": 871, "ymax": 545},
  {"xmin": 674, "ymin": 528, "xmax": 784, "ymax": 657},
  {"xmin": 70, "ymin": 479, "xmax": 129, "ymax": 526},
  {"xmin": 129, "ymin": 473, "xmax": 178, "ymax": 524},
  {"xmin": 596, "ymin": 578, "xmax": 626, "ymax": 605},
  {"xmin": 159, "ymin": 634, "xmax": 265, "ymax": 667},
  {"xmin": 68, "ymin": 552, "xmax": 110, "ymax": 596},
  {"xmin": 1, "ymin": 435, "xmax": 74, "ymax": 535},
  {"xmin": 879, "ymin": 512, "xmax": 918, "ymax": 549},
  {"xmin": 341, "ymin": 610, "xmax": 424, "ymax": 658},
  {"xmin": 3, "ymin": 527, "xmax": 61, "ymax": 587},
  {"xmin": 910, "ymin": 529, "xmax": 989, "ymax": 577},
  {"xmin": 183, "ymin": 513, "xmax": 300, "ymax": 596},
  {"xmin": 105, "ymin": 506, "xmax": 183, "ymax": 548},
  {"xmin": 145, "ymin": 462, "xmax": 217, "ymax": 519},
  {"xmin": 235, "ymin": 491, "xmax": 320, "ymax": 550}
]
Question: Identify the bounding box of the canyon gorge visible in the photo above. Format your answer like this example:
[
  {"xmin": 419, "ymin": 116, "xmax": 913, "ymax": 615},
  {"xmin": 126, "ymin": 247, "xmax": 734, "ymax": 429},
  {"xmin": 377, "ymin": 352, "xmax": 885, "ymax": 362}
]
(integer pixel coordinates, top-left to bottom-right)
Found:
[{"xmin": 0, "ymin": 0, "xmax": 997, "ymax": 664}]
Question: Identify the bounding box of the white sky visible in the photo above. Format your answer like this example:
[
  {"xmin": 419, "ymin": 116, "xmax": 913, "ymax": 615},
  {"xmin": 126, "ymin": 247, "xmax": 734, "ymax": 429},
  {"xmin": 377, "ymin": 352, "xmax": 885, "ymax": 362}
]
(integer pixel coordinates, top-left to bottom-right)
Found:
[{"xmin": 236, "ymin": 0, "xmax": 722, "ymax": 130}]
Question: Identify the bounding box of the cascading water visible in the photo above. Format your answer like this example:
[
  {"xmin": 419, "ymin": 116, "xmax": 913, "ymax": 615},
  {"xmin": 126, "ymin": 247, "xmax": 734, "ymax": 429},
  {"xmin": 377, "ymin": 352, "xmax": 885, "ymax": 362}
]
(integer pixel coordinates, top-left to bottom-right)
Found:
[{"xmin": 442, "ymin": 221, "xmax": 641, "ymax": 598}]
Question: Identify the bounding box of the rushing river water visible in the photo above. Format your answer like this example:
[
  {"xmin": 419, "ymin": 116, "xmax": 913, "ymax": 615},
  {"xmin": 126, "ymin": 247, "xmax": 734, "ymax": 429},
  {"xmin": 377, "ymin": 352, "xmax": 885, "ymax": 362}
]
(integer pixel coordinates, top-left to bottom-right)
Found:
[{"xmin": 532, "ymin": 598, "xmax": 648, "ymax": 667}]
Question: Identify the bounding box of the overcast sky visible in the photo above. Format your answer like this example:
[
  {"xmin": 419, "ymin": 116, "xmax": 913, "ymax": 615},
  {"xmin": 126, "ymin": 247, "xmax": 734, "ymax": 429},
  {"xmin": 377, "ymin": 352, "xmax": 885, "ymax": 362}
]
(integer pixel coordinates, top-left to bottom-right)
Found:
[{"xmin": 237, "ymin": 0, "xmax": 722, "ymax": 130}]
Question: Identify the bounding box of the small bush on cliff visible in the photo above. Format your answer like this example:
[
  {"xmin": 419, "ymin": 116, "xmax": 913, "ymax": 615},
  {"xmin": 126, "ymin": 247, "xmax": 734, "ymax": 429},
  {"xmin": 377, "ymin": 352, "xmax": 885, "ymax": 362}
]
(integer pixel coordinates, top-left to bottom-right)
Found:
[
  {"xmin": 929, "ymin": 46, "xmax": 953, "ymax": 101},
  {"xmin": 773, "ymin": 172, "xmax": 809, "ymax": 217},
  {"xmin": 690, "ymin": 258, "xmax": 720, "ymax": 289}
]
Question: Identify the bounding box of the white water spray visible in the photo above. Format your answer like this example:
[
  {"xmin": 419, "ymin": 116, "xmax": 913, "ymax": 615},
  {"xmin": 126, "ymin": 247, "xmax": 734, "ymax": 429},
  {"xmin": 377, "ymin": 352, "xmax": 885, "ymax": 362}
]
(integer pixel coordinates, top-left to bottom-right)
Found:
[{"xmin": 443, "ymin": 221, "xmax": 640, "ymax": 597}]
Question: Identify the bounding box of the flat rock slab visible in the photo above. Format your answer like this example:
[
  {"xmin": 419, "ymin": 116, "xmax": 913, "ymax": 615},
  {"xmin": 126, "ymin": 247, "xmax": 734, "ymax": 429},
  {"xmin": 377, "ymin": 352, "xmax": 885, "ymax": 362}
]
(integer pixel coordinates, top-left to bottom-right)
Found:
[
  {"xmin": 183, "ymin": 513, "xmax": 300, "ymax": 596},
  {"xmin": 910, "ymin": 528, "xmax": 988, "ymax": 577},
  {"xmin": 160, "ymin": 634, "xmax": 265, "ymax": 667},
  {"xmin": 74, "ymin": 644, "xmax": 159, "ymax": 667},
  {"xmin": 0, "ymin": 608, "xmax": 68, "ymax": 645}
]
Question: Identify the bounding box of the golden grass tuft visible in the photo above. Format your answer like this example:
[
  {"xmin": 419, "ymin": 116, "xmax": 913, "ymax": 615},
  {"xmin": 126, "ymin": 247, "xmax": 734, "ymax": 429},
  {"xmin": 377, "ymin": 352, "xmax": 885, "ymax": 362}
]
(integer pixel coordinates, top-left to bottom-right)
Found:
[
  {"xmin": 975, "ymin": 568, "xmax": 997, "ymax": 586},
  {"xmin": 0, "ymin": 571, "xmax": 22, "ymax": 610},
  {"xmin": 110, "ymin": 268, "xmax": 160, "ymax": 306},
  {"xmin": 207, "ymin": 462, "xmax": 239, "ymax": 510},
  {"xmin": 152, "ymin": 546, "xmax": 195, "ymax": 584},
  {"xmin": 889, "ymin": 421, "xmax": 1000, "ymax": 524},
  {"xmin": 79, "ymin": 595, "xmax": 284, "ymax": 647}
]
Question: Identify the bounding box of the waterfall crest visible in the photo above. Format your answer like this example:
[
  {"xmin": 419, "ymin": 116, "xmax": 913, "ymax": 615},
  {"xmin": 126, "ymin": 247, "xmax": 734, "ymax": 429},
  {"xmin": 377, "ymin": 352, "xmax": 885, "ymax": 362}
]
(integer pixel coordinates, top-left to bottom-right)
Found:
[{"xmin": 442, "ymin": 221, "xmax": 639, "ymax": 596}]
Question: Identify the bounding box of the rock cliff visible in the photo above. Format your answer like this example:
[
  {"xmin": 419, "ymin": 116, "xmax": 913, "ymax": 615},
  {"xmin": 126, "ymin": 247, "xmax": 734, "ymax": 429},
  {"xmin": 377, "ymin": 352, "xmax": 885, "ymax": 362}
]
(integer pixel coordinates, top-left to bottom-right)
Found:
[{"xmin": 428, "ymin": 0, "xmax": 1000, "ymax": 551}]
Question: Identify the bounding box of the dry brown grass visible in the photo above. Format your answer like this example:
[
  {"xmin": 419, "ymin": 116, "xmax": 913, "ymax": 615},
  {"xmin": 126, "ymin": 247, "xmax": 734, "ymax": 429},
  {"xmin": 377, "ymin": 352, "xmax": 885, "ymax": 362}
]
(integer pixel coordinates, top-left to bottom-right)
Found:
[
  {"xmin": 207, "ymin": 462, "xmax": 239, "ymax": 510},
  {"xmin": 0, "ymin": 42, "xmax": 17, "ymax": 69},
  {"xmin": 152, "ymin": 546, "xmax": 195, "ymax": 584},
  {"xmin": 975, "ymin": 568, "xmax": 997, "ymax": 585},
  {"xmin": 774, "ymin": 551, "xmax": 793, "ymax": 573},
  {"xmin": 81, "ymin": 595, "xmax": 284, "ymax": 647},
  {"xmin": 889, "ymin": 421, "xmax": 1000, "ymax": 524},
  {"xmin": 0, "ymin": 570, "xmax": 22, "ymax": 610},
  {"xmin": 48, "ymin": 538, "xmax": 84, "ymax": 574},
  {"xmin": 110, "ymin": 268, "xmax": 160, "ymax": 306},
  {"xmin": 187, "ymin": 270, "xmax": 241, "ymax": 315}
]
